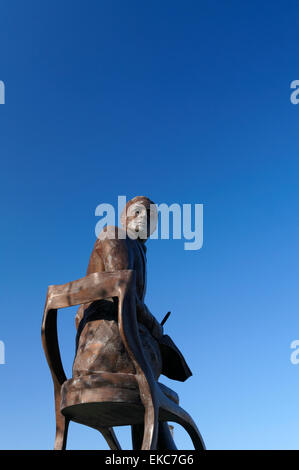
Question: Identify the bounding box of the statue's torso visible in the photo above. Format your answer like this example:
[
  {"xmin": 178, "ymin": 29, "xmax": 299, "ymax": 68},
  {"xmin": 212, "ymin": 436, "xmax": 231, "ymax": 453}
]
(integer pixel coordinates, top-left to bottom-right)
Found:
[{"xmin": 72, "ymin": 231, "xmax": 162, "ymax": 380}]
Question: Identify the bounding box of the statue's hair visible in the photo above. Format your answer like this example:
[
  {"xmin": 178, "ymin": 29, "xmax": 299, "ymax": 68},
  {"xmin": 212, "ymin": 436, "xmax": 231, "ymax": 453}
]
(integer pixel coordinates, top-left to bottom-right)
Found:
[{"xmin": 120, "ymin": 196, "xmax": 157, "ymax": 229}]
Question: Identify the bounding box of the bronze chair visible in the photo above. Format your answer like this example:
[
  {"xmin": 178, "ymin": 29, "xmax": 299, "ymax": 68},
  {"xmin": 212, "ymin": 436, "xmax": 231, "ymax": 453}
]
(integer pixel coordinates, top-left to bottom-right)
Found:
[{"xmin": 41, "ymin": 269, "xmax": 205, "ymax": 450}]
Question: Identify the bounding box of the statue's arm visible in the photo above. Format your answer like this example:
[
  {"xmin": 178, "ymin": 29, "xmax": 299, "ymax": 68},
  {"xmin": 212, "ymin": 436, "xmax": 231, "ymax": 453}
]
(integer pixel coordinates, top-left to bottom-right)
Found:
[
  {"xmin": 99, "ymin": 236, "xmax": 130, "ymax": 272},
  {"xmin": 75, "ymin": 227, "xmax": 128, "ymax": 329},
  {"xmin": 76, "ymin": 227, "xmax": 163, "ymax": 340},
  {"xmin": 100, "ymin": 228, "xmax": 163, "ymax": 340}
]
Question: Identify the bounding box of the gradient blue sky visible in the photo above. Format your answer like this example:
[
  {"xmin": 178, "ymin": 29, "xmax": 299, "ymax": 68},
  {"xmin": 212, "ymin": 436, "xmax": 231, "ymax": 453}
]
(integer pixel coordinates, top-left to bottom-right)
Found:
[{"xmin": 1, "ymin": 0, "xmax": 299, "ymax": 450}]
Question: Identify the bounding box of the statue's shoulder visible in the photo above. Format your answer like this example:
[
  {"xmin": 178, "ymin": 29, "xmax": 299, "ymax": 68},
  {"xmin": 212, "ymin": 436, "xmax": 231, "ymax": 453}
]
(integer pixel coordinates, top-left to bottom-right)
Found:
[
  {"xmin": 94, "ymin": 225, "xmax": 132, "ymax": 269},
  {"xmin": 97, "ymin": 225, "xmax": 127, "ymax": 240},
  {"xmin": 95, "ymin": 225, "xmax": 129, "ymax": 250}
]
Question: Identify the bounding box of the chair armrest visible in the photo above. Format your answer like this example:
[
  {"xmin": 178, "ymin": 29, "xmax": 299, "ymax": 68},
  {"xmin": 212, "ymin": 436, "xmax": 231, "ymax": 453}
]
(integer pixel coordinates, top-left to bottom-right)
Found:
[{"xmin": 41, "ymin": 270, "xmax": 135, "ymax": 388}]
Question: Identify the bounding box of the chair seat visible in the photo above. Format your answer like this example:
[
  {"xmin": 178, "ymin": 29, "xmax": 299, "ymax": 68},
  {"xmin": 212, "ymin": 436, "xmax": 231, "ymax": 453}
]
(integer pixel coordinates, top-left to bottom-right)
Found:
[{"xmin": 60, "ymin": 372, "xmax": 179, "ymax": 428}]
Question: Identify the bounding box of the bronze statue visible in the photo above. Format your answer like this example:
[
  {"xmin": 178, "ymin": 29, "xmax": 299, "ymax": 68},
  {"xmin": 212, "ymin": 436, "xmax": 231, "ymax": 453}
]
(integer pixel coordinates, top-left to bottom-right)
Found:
[
  {"xmin": 73, "ymin": 196, "xmax": 192, "ymax": 448},
  {"xmin": 42, "ymin": 196, "xmax": 205, "ymax": 450}
]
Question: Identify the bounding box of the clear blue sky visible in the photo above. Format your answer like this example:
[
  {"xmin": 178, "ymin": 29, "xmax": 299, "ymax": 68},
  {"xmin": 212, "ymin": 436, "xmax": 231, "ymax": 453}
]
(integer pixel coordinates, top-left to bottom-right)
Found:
[{"xmin": 1, "ymin": 0, "xmax": 299, "ymax": 450}]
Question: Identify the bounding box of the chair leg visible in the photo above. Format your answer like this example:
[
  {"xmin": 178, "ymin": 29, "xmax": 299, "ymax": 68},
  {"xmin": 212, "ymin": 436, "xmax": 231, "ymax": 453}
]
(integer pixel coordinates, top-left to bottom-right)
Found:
[
  {"xmin": 54, "ymin": 414, "xmax": 69, "ymax": 450},
  {"xmin": 157, "ymin": 422, "xmax": 177, "ymax": 450},
  {"xmin": 141, "ymin": 403, "xmax": 159, "ymax": 450},
  {"xmin": 98, "ymin": 427, "xmax": 122, "ymax": 450},
  {"xmin": 158, "ymin": 390, "xmax": 205, "ymax": 450},
  {"xmin": 131, "ymin": 423, "xmax": 144, "ymax": 450},
  {"xmin": 180, "ymin": 419, "xmax": 206, "ymax": 450},
  {"xmin": 132, "ymin": 422, "xmax": 177, "ymax": 450},
  {"xmin": 168, "ymin": 408, "xmax": 205, "ymax": 450}
]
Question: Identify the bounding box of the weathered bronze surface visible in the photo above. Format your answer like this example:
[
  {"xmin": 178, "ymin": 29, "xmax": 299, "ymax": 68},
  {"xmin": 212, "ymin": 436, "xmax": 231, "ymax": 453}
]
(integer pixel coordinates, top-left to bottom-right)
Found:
[{"xmin": 42, "ymin": 196, "xmax": 205, "ymax": 450}]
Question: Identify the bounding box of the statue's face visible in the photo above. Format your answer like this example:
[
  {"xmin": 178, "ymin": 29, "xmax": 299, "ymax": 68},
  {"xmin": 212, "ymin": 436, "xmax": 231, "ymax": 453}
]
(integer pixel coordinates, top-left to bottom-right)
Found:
[{"xmin": 125, "ymin": 200, "xmax": 157, "ymax": 241}]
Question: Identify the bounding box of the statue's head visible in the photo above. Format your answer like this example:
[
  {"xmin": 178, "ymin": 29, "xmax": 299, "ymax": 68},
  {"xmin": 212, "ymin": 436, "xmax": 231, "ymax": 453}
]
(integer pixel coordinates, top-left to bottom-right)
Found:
[{"xmin": 121, "ymin": 196, "xmax": 158, "ymax": 242}]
